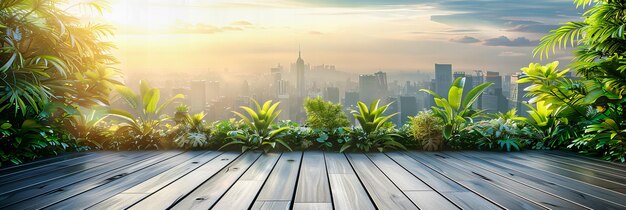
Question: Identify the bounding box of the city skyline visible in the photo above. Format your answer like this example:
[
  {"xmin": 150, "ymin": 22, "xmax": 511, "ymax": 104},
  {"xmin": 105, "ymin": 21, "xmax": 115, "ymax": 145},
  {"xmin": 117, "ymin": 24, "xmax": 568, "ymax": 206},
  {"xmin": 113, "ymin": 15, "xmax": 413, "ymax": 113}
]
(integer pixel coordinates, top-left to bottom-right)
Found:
[{"xmin": 104, "ymin": 0, "xmax": 580, "ymax": 75}]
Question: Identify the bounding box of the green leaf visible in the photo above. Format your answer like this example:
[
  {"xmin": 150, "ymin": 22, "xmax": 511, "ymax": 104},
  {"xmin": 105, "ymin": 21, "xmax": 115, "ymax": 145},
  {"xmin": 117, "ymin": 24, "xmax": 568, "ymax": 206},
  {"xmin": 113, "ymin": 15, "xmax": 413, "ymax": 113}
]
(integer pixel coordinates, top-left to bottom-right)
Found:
[{"xmin": 1, "ymin": 123, "xmax": 12, "ymax": 130}]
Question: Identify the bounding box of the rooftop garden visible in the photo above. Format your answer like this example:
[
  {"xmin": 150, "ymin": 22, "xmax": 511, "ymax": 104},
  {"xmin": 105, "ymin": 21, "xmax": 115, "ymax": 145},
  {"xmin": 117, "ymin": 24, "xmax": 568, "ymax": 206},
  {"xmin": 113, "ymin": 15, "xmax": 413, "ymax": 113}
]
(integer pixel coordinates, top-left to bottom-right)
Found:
[{"xmin": 1, "ymin": 0, "xmax": 626, "ymax": 167}]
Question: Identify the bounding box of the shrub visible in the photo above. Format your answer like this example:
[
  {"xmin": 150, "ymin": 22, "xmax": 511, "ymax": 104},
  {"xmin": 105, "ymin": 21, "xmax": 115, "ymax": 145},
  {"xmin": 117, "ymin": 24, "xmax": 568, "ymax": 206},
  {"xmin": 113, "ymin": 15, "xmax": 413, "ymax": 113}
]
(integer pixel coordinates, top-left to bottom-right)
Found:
[
  {"xmin": 468, "ymin": 118, "xmax": 535, "ymax": 151},
  {"xmin": 421, "ymin": 77, "xmax": 492, "ymax": 139},
  {"xmin": 108, "ymin": 81, "xmax": 184, "ymax": 150},
  {"xmin": 304, "ymin": 97, "xmax": 350, "ymax": 130},
  {"xmin": 174, "ymin": 112, "xmax": 210, "ymax": 149},
  {"xmin": 221, "ymin": 99, "xmax": 291, "ymax": 152},
  {"xmin": 408, "ymin": 111, "xmax": 444, "ymax": 151},
  {"xmin": 341, "ymin": 100, "xmax": 405, "ymax": 152}
]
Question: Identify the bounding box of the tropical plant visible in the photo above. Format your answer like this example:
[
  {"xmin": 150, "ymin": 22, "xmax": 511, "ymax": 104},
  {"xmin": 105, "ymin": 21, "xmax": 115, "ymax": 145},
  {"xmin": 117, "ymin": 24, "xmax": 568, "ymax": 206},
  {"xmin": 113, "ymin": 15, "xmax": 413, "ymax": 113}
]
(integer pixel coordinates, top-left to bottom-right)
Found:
[
  {"xmin": 174, "ymin": 112, "xmax": 210, "ymax": 149},
  {"xmin": 221, "ymin": 99, "xmax": 291, "ymax": 152},
  {"xmin": 64, "ymin": 107, "xmax": 111, "ymax": 149},
  {"xmin": 469, "ymin": 118, "xmax": 535, "ymax": 151},
  {"xmin": 174, "ymin": 104, "xmax": 190, "ymax": 125},
  {"xmin": 0, "ymin": 0, "xmax": 120, "ymax": 116},
  {"xmin": 529, "ymin": 0, "xmax": 626, "ymax": 161},
  {"xmin": 351, "ymin": 99, "xmax": 397, "ymax": 135},
  {"xmin": 0, "ymin": 0, "xmax": 118, "ymax": 165},
  {"xmin": 108, "ymin": 80, "xmax": 184, "ymax": 150},
  {"xmin": 420, "ymin": 77, "xmax": 493, "ymax": 140},
  {"xmin": 304, "ymin": 97, "xmax": 350, "ymax": 130},
  {"xmin": 408, "ymin": 111, "xmax": 444, "ymax": 151},
  {"xmin": 341, "ymin": 100, "xmax": 405, "ymax": 152}
]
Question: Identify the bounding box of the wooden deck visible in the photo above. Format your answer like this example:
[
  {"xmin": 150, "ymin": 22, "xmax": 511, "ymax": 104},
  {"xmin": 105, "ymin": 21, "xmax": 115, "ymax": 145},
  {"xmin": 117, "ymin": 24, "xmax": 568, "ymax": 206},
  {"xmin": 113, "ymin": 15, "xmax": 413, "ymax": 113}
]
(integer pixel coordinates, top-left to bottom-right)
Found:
[{"xmin": 0, "ymin": 151, "xmax": 625, "ymax": 210}]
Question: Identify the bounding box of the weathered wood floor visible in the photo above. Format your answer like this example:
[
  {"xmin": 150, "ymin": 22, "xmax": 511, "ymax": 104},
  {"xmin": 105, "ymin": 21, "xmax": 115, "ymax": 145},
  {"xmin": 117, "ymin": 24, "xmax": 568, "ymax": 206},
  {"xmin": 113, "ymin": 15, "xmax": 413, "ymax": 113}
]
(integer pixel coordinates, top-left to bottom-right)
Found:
[{"xmin": 0, "ymin": 150, "xmax": 625, "ymax": 210}]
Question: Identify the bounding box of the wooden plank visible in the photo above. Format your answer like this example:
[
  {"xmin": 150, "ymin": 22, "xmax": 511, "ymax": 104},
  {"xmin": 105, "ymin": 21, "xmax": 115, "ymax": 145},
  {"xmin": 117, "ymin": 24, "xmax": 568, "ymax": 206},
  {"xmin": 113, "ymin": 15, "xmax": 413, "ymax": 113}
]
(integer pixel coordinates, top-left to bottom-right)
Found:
[
  {"xmin": 522, "ymin": 151, "xmax": 626, "ymax": 181},
  {"xmin": 3, "ymin": 151, "xmax": 186, "ymax": 209},
  {"xmin": 42, "ymin": 151, "xmax": 204, "ymax": 209},
  {"xmin": 251, "ymin": 201, "xmax": 291, "ymax": 210},
  {"xmin": 347, "ymin": 153, "xmax": 418, "ymax": 209},
  {"xmin": 547, "ymin": 150, "xmax": 626, "ymax": 170},
  {"xmin": 0, "ymin": 152, "xmax": 146, "ymax": 195},
  {"xmin": 427, "ymin": 152, "xmax": 586, "ymax": 210},
  {"xmin": 385, "ymin": 152, "xmax": 500, "ymax": 210},
  {"xmin": 502, "ymin": 152, "xmax": 626, "ymax": 193},
  {"xmin": 405, "ymin": 152, "xmax": 545, "ymax": 210},
  {"xmin": 293, "ymin": 151, "xmax": 332, "ymax": 207},
  {"xmin": 87, "ymin": 151, "xmax": 221, "ymax": 209},
  {"xmin": 324, "ymin": 153, "xmax": 375, "ymax": 210},
  {"xmin": 117, "ymin": 152, "xmax": 240, "ymax": 209},
  {"xmin": 212, "ymin": 153, "xmax": 281, "ymax": 210},
  {"xmin": 0, "ymin": 151, "xmax": 117, "ymax": 184},
  {"xmin": 0, "ymin": 152, "xmax": 90, "ymax": 175},
  {"xmin": 540, "ymin": 151, "xmax": 626, "ymax": 175},
  {"xmin": 170, "ymin": 151, "xmax": 262, "ymax": 210},
  {"xmin": 366, "ymin": 153, "xmax": 457, "ymax": 209},
  {"xmin": 251, "ymin": 152, "xmax": 302, "ymax": 209},
  {"xmin": 458, "ymin": 151, "xmax": 626, "ymax": 209},
  {"xmin": 293, "ymin": 203, "xmax": 333, "ymax": 210},
  {"xmin": 0, "ymin": 152, "xmax": 159, "ymax": 208}
]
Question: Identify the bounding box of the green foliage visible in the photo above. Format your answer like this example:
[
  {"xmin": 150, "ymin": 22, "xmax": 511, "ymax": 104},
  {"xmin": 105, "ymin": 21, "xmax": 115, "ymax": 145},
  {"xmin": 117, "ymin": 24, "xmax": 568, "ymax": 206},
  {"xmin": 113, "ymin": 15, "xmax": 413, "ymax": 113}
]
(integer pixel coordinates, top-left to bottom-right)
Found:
[
  {"xmin": 221, "ymin": 99, "xmax": 291, "ymax": 152},
  {"xmin": 408, "ymin": 111, "xmax": 444, "ymax": 151},
  {"xmin": 173, "ymin": 112, "xmax": 210, "ymax": 149},
  {"xmin": 351, "ymin": 99, "xmax": 397, "ymax": 135},
  {"xmin": 469, "ymin": 118, "xmax": 535, "ymax": 151},
  {"xmin": 304, "ymin": 97, "xmax": 350, "ymax": 130},
  {"xmin": 421, "ymin": 77, "xmax": 493, "ymax": 140},
  {"xmin": 527, "ymin": 0, "xmax": 626, "ymax": 161},
  {"xmin": 0, "ymin": 0, "xmax": 121, "ymax": 116},
  {"xmin": 0, "ymin": 0, "xmax": 117, "ymax": 165},
  {"xmin": 342, "ymin": 101, "xmax": 405, "ymax": 152},
  {"xmin": 108, "ymin": 81, "xmax": 184, "ymax": 150}
]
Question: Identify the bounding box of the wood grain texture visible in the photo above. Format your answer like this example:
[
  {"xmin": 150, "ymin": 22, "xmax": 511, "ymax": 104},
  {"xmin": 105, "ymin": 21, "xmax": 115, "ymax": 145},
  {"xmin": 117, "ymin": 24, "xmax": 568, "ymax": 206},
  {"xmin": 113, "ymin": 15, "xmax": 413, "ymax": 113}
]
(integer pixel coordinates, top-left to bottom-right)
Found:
[
  {"xmin": 294, "ymin": 151, "xmax": 332, "ymax": 204},
  {"xmin": 406, "ymin": 152, "xmax": 544, "ymax": 210},
  {"xmin": 211, "ymin": 153, "xmax": 281, "ymax": 210},
  {"xmin": 427, "ymin": 152, "xmax": 586, "ymax": 210},
  {"xmin": 324, "ymin": 152, "xmax": 374, "ymax": 210},
  {"xmin": 347, "ymin": 153, "xmax": 418, "ymax": 210},
  {"xmin": 292, "ymin": 203, "xmax": 333, "ymax": 210},
  {"xmin": 88, "ymin": 151, "xmax": 222, "ymax": 209},
  {"xmin": 170, "ymin": 151, "xmax": 262, "ymax": 210},
  {"xmin": 254, "ymin": 152, "xmax": 302, "ymax": 202},
  {"xmin": 0, "ymin": 152, "xmax": 158, "ymax": 208},
  {"xmin": 3, "ymin": 150, "xmax": 626, "ymax": 209},
  {"xmin": 124, "ymin": 152, "xmax": 241, "ymax": 209},
  {"xmin": 13, "ymin": 151, "xmax": 192, "ymax": 210},
  {"xmin": 458, "ymin": 152, "xmax": 626, "ymax": 209}
]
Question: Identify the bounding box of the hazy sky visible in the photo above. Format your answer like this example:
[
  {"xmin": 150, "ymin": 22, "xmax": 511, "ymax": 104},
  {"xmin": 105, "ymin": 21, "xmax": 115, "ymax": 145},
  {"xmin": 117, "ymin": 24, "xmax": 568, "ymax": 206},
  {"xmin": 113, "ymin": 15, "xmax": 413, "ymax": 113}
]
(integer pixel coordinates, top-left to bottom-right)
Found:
[{"xmin": 103, "ymin": 0, "xmax": 581, "ymax": 74}]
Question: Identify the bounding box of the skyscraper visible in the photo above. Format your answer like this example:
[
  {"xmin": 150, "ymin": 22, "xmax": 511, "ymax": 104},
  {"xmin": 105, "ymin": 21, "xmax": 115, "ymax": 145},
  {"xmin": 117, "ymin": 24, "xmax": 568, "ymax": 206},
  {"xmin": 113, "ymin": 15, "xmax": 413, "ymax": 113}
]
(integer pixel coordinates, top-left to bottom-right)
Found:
[
  {"xmin": 374, "ymin": 71, "xmax": 388, "ymax": 94},
  {"xmin": 296, "ymin": 50, "xmax": 305, "ymax": 98},
  {"xmin": 435, "ymin": 64, "xmax": 453, "ymax": 99},
  {"xmin": 399, "ymin": 96, "xmax": 418, "ymax": 125},
  {"xmin": 323, "ymin": 87, "xmax": 340, "ymax": 103},
  {"xmin": 359, "ymin": 74, "xmax": 378, "ymax": 104}
]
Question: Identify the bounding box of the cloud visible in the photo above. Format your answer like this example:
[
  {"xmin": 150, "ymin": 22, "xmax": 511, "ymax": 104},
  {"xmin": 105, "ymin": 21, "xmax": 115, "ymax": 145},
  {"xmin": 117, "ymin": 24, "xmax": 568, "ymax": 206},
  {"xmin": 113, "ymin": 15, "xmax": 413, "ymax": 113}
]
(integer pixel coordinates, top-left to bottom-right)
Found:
[
  {"xmin": 498, "ymin": 51, "xmax": 526, "ymax": 57},
  {"xmin": 484, "ymin": 36, "xmax": 538, "ymax": 47},
  {"xmin": 508, "ymin": 24, "xmax": 560, "ymax": 33},
  {"xmin": 174, "ymin": 24, "xmax": 242, "ymax": 34},
  {"xmin": 231, "ymin": 20, "xmax": 253, "ymax": 26},
  {"xmin": 450, "ymin": 36, "xmax": 480, "ymax": 43},
  {"xmin": 308, "ymin": 31, "xmax": 324, "ymax": 35}
]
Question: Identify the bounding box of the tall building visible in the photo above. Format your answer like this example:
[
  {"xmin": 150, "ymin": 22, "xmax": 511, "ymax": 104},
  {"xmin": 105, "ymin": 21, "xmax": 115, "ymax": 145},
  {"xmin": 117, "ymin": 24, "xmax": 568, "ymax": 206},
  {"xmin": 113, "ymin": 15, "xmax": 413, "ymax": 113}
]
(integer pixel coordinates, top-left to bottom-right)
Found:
[
  {"xmin": 323, "ymin": 87, "xmax": 340, "ymax": 103},
  {"xmin": 296, "ymin": 50, "xmax": 305, "ymax": 98},
  {"xmin": 399, "ymin": 96, "xmax": 418, "ymax": 125},
  {"xmin": 435, "ymin": 64, "xmax": 453, "ymax": 99},
  {"xmin": 190, "ymin": 80, "xmax": 206, "ymax": 113},
  {"xmin": 359, "ymin": 74, "xmax": 378, "ymax": 104},
  {"xmin": 386, "ymin": 97, "xmax": 400, "ymax": 125},
  {"xmin": 374, "ymin": 71, "xmax": 388, "ymax": 94}
]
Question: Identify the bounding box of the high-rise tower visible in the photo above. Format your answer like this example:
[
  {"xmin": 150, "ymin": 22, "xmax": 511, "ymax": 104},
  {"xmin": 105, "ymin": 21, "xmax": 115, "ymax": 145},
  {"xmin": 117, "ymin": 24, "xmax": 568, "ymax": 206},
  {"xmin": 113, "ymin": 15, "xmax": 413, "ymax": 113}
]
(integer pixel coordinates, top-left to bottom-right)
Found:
[{"xmin": 296, "ymin": 49, "xmax": 305, "ymax": 98}]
